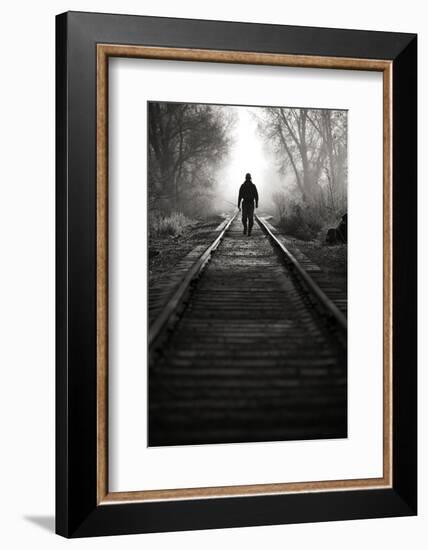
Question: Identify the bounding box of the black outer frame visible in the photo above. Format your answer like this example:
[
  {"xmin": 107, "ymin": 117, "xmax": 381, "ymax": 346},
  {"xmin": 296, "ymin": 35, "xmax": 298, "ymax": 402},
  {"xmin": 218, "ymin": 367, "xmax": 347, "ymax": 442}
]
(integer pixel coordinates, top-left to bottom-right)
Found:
[{"xmin": 56, "ymin": 11, "xmax": 417, "ymax": 538}]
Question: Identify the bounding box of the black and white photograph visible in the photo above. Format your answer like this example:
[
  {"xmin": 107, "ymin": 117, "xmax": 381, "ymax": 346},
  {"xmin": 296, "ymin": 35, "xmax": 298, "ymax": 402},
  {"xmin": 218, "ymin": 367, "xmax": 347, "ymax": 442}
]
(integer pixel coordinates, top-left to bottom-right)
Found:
[{"xmin": 148, "ymin": 101, "xmax": 348, "ymax": 446}]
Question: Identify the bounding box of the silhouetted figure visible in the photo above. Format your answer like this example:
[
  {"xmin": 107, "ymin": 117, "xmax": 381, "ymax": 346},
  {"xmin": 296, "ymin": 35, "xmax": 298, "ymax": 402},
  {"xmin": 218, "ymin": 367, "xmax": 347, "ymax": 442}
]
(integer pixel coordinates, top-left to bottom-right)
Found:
[{"xmin": 238, "ymin": 173, "xmax": 259, "ymax": 236}]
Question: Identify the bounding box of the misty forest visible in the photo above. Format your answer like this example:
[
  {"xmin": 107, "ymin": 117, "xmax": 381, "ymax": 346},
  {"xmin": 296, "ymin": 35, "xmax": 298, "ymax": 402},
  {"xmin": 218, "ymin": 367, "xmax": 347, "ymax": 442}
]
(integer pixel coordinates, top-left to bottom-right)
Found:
[{"xmin": 148, "ymin": 101, "xmax": 347, "ymax": 283}]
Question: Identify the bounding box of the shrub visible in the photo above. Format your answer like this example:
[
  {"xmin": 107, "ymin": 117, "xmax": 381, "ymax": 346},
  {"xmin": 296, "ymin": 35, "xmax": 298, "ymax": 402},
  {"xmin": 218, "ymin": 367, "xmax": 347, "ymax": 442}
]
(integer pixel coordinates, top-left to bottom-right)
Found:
[
  {"xmin": 149, "ymin": 212, "xmax": 193, "ymax": 237},
  {"xmin": 277, "ymin": 202, "xmax": 324, "ymax": 241}
]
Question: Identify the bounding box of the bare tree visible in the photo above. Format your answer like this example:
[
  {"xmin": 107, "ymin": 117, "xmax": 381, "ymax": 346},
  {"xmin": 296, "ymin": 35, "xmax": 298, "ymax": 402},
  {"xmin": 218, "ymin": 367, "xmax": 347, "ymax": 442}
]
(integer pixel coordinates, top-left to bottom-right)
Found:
[
  {"xmin": 306, "ymin": 109, "xmax": 347, "ymax": 214},
  {"xmin": 257, "ymin": 106, "xmax": 347, "ymax": 216},
  {"xmin": 148, "ymin": 103, "xmax": 234, "ymax": 212},
  {"xmin": 258, "ymin": 107, "xmax": 326, "ymax": 205}
]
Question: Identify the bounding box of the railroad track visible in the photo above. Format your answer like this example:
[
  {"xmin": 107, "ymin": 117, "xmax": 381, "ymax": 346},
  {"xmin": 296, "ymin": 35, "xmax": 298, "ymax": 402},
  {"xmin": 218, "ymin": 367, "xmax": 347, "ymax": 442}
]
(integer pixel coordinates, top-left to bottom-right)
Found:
[{"xmin": 149, "ymin": 213, "xmax": 347, "ymax": 447}]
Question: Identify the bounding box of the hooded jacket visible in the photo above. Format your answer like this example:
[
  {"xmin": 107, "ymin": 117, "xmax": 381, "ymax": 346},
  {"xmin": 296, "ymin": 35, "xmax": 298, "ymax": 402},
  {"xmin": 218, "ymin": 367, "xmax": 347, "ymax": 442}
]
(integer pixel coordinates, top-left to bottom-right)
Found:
[{"xmin": 238, "ymin": 180, "xmax": 259, "ymax": 208}]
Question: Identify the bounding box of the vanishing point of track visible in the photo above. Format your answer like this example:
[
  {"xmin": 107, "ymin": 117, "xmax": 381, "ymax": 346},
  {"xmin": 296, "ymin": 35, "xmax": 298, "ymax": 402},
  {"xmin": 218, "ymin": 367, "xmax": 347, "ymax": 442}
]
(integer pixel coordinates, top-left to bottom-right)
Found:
[{"xmin": 149, "ymin": 212, "xmax": 347, "ymax": 446}]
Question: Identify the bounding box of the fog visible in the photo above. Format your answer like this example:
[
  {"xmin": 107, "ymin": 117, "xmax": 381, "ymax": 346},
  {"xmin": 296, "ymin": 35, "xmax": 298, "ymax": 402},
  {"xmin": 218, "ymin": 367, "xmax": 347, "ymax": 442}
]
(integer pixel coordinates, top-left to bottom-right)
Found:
[
  {"xmin": 214, "ymin": 107, "xmax": 282, "ymax": 214},
  {"xmin": 148, "ymin": 101, "xmax": 347, "ymax": 238}
]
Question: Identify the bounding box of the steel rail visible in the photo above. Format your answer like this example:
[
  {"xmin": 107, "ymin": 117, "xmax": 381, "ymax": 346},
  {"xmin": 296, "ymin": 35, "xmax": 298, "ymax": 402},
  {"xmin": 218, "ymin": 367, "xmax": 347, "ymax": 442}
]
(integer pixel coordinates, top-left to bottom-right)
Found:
[
  {"xmin": 256, "ymin": 215, "xmax": 347, "ymax": 333},
  {"xmin": 149, "ymin": 210, "xmax": 239, "ymax": 349}
]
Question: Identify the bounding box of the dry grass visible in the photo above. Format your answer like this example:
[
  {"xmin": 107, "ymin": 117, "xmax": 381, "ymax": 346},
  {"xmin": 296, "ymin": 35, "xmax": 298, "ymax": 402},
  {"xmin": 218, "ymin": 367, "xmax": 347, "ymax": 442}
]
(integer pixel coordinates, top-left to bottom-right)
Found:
[
  {"xmin": 148, "ymin": 215, "xmax": 224, "ymax": 286},
  {"xmin": 277, "ymin": 206, "xmax": 323, "ymax": 241},
  {"xmin": 149, "ymin": 212, "xmax": 193, "ymax": 237}
]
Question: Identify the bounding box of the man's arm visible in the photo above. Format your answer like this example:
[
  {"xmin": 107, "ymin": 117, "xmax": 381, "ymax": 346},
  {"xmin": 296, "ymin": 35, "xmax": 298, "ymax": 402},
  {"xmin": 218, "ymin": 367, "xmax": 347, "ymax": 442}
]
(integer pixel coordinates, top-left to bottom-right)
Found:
[
  {"xmin": 254, "ymin": 185, "xmax": 259, "ymax": 208},
  {"xmin": 237, "ymin": 185, "xmax": 243, "ymax": 208}
]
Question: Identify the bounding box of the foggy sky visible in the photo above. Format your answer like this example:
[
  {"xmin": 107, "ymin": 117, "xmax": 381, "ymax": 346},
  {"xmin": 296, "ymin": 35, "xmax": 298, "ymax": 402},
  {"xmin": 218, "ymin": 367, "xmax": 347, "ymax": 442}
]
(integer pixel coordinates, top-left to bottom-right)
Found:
[{"xmin": 214, "ymin": 107, "xmax": 283, "ymax": 214}]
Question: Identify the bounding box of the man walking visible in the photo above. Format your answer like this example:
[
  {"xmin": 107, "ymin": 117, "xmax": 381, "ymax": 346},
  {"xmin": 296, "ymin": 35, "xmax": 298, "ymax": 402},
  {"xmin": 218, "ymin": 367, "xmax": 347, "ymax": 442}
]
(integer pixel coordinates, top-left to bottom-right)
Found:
[{"xmin": 238, "ymin": 173, "xmax": 259, "ymax": 236}]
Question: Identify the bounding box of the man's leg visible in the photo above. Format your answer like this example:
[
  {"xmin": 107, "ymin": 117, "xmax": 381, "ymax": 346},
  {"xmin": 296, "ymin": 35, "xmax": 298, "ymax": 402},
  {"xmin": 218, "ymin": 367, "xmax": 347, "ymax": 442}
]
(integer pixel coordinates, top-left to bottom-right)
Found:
[
  {"xmin": 242, "ymin": 204, "xmax": 247, "ymax": 234},
  {"xmin": 248, "ymin": 204, "xmax": 254, "ymax": 235}
]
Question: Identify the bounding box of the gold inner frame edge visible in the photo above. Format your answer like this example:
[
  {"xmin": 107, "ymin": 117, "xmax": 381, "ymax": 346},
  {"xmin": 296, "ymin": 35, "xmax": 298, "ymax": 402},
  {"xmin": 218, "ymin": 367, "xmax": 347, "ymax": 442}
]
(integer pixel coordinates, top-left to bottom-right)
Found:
[{"xmin": 96, "ymin": 44, "xmax": 393, "ymax": 505}]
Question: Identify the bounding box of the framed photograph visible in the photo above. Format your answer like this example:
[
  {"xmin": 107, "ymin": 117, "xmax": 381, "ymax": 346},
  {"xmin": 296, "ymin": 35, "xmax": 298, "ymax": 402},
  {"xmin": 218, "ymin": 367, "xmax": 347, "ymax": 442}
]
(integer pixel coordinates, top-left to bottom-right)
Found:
[{"xmin": 56, "ymin": 11, "xmax": 417, "ymax": 537}]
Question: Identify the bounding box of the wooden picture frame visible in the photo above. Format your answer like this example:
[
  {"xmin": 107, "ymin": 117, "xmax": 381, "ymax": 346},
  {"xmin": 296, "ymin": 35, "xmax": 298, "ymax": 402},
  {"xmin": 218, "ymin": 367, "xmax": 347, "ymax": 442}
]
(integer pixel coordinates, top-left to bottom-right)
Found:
[{"xmin": 56, "ymin": 11, "xmax": 417, "ymax": 537}]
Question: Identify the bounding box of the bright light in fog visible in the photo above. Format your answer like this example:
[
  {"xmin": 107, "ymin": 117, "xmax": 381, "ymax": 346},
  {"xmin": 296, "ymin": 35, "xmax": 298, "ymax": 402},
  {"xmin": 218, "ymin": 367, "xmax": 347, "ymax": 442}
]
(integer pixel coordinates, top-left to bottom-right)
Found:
[{"xmin": 216, "ymin": 107, "xmax": 273, "ymax": 212}]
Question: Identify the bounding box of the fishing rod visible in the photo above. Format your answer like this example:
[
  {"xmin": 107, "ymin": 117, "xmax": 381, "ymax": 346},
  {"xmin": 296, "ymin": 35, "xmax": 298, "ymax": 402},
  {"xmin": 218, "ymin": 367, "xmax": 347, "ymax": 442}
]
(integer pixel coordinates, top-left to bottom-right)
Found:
[{"xmin": 222, "ymin": 198, "xmax": 238, "ymax": 207}]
